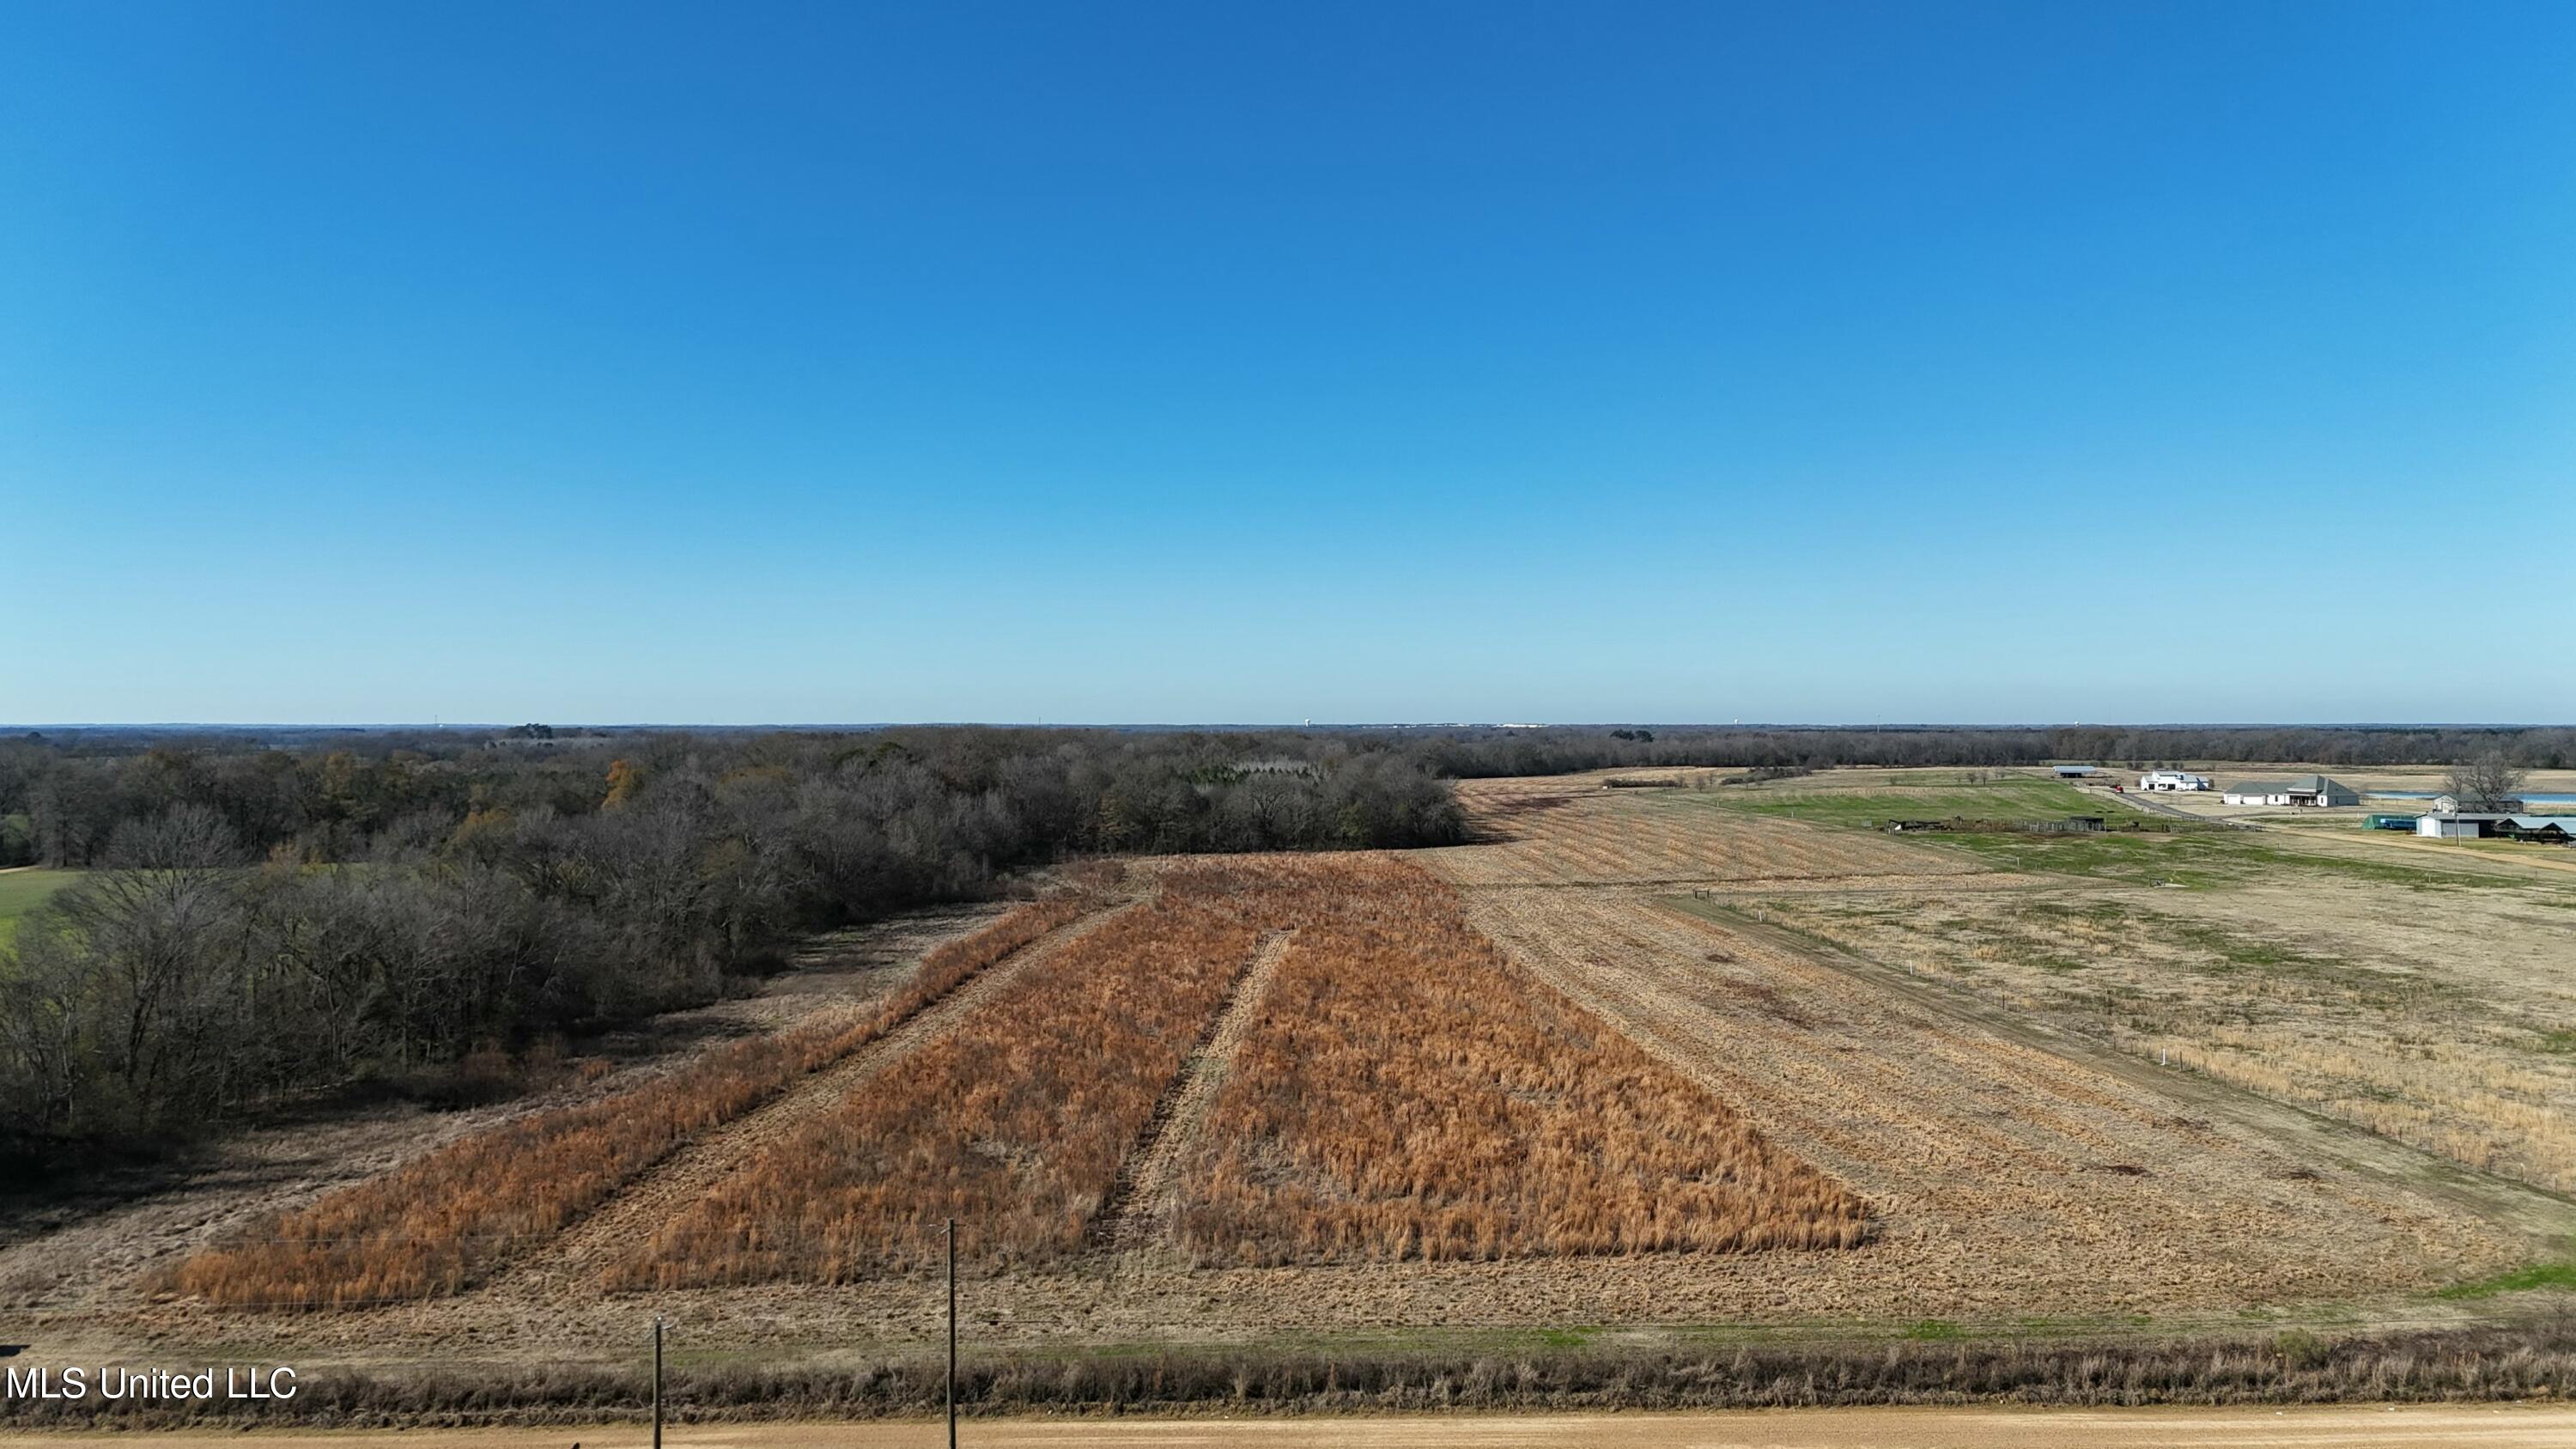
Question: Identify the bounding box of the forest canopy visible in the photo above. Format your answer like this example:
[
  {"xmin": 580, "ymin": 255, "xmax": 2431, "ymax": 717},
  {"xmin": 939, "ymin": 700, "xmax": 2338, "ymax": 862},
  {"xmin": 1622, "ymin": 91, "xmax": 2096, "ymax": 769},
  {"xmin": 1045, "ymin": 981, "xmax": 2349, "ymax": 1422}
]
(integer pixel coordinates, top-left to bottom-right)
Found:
[{"xmin": 0, "ymin": 727, "xmax": 1457, "ymax": 1156}]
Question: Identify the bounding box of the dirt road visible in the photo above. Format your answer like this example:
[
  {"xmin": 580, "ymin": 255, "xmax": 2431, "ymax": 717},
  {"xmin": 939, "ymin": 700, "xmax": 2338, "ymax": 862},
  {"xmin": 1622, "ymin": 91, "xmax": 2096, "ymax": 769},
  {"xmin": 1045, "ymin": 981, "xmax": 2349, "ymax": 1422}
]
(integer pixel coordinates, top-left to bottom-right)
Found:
[{"xmin": 13, "ymin": 1405, "xmax": 2576, "ymax": 1446}]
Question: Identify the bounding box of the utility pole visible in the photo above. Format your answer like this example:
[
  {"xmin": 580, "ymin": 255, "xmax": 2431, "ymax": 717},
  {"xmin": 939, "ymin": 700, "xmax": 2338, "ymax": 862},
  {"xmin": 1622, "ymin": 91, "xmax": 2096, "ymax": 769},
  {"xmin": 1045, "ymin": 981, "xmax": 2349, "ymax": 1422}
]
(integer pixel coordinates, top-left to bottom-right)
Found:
[
  {"xmin": 652, "ymin": 1314, "xmax": 665, "ymax": 1449},
  {"xmin": 946, "ymin": 1218, "xmax": 959, "ymax": 1449}
]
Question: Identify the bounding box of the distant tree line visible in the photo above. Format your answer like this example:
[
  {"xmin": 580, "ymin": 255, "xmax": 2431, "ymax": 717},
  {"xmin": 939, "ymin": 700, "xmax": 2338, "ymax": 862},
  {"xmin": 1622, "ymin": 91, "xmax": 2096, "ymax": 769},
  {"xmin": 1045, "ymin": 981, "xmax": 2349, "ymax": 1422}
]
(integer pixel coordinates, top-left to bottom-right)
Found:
[
  {"xmin": 1409, "ymin": 725, "xmax": 2576, "ymax": 778},
  {"xmin": 0, "ymin": 728, "xmax": 1458, "ymax": 1157}
]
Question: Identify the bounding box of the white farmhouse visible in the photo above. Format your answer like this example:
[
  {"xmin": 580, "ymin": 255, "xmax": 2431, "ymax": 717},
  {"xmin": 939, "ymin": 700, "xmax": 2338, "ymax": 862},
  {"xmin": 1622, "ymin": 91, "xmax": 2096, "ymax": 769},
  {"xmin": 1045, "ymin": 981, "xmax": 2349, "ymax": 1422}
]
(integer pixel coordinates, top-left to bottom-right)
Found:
[
  {"xmin": 2221, "ymin": 775, "xmax": 2360, "ymax": 808},
  {"xmin": 2138, "ymin": 770, "xmax": 2211, "ymax": 792}
]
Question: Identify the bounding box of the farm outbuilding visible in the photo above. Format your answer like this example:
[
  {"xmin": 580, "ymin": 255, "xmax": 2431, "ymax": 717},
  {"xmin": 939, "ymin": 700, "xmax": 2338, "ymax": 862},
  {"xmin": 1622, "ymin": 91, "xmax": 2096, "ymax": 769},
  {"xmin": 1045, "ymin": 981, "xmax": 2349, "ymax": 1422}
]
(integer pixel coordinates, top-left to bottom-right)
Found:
[
  {"xmin": 2139, "ymin": 771, "xmax": 2211, "ymax": 791},
  {"xmin": 2419, "ymin": 813, "xmax": 2576, "ymax": 843},
  {"xmin": 2418, "ymin": 813, "xmax": 2514, "ymax": 839},
  {"xmin": 2221, "ymin": 776, "xmax": 2360, "ymax": 808},
  {"xmin": 2430, "ymin": 793, "xmax": 2526, "ymax": 814},
  {"xmin": 2052, "ymin": 764, "xmax": 2101, "ymax": 778}
]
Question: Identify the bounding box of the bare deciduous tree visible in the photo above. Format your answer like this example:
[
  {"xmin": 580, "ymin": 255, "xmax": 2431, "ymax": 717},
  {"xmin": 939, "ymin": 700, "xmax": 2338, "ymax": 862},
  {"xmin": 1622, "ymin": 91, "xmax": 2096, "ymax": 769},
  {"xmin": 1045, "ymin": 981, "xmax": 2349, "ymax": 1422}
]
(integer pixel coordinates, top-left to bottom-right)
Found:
[{"xmin": 2447, "ymin": 750, "xmax": 2527, "ymax": 812}]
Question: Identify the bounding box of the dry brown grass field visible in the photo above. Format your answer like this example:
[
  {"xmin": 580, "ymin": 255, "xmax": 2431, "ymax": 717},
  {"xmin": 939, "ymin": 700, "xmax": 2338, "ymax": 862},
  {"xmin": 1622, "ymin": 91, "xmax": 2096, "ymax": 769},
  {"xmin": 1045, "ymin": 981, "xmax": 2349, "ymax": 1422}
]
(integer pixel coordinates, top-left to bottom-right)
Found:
[
  {"xmin": 1176, "ymin": 857, "xmax": 1869, "ymax": 1264},
  {"xmin": 171, "ymin": 887, "xmax": 1109, "ymax": 1308},
  {"xmin": 614, "ymin": 863, "xmax": 1277, "ymax": 1285},
  {"xmin": 11, "ymin": 768, "xmax": 2576, "ymax": 1421}
]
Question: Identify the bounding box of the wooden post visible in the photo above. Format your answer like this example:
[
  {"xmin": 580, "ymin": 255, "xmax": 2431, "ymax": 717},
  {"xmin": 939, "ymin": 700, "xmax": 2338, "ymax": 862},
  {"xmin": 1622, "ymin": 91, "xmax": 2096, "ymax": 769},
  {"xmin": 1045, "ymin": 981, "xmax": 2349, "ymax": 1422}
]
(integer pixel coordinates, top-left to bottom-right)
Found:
[
  {"xmin": 946, "ymin": 1218, "xmax": 958, "ymax": 1449},
  {"xmin": 652, "ymin": 1314, "xmax": 665, "ymax": 1449}
]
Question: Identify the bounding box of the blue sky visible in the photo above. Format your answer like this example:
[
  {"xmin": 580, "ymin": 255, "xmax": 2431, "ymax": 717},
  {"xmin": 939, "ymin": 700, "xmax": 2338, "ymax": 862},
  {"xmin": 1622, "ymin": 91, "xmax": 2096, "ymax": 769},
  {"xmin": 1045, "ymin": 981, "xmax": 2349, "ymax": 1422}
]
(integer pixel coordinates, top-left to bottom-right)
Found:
[{"xmin": 5, "ymin": 1, "xmax": 2572, "ymax": 726}]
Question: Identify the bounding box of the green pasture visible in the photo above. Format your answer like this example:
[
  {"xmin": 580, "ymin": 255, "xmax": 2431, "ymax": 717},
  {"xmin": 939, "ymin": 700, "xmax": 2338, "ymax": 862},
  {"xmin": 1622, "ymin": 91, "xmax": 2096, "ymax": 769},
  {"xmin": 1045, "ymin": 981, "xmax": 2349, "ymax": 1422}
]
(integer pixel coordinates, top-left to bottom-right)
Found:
[
  {"xmin": 0, "ymin": 868, "xmax": 80, "ymax": 948},
  {"xmin": 1690, "ymin": 775, "xmax": 2136, "ymax": 828}
]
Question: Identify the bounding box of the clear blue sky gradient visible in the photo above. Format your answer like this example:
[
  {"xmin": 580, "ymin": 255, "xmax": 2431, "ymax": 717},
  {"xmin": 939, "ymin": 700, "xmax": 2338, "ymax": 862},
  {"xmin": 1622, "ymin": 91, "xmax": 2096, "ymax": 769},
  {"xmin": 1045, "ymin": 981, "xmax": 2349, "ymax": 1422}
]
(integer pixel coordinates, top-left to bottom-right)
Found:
[{"xmin": 6, "ymin": 2, "xmax": 2573, "ymax": 725}]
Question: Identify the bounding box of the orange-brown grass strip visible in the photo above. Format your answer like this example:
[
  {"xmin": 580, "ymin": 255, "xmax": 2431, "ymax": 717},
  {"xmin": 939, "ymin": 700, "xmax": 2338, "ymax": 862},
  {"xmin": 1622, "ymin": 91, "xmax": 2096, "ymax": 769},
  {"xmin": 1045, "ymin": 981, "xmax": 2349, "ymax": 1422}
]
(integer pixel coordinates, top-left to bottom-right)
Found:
[
  {"xmin": 612, "ymin": 862, "xmax": 1300, "ymax": 1287},
  {"xmin": 1176, "ymin": 856, "xmax": 1873, "ymax": 1264},
  {"xmin": 170, "ymin": 887, "xmax": 1105, "ymax": 1310}
]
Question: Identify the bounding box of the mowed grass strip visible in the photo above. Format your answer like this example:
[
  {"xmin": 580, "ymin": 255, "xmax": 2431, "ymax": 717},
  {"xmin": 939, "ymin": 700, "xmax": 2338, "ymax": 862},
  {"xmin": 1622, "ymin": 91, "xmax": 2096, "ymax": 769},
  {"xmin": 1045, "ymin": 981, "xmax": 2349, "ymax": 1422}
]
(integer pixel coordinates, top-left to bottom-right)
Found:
[
  {"xmin": 171, "ymin": 890, "xmax": 1102, "ymax": 1309},
  {"xmin": 1177, "ymin": 857, "xmax": 1873, "ymax": 1265},
  {"xmin": 613, "ymin": 863, "xmax": 1284, "ymax": 1286}
]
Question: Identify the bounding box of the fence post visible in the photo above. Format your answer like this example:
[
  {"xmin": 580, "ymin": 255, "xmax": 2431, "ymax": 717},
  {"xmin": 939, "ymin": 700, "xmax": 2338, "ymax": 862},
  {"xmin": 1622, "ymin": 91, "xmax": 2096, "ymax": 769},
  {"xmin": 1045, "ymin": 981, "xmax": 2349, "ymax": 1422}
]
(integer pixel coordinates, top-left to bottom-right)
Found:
[
  {"xmin": 946, "ymin": 1218, "xmax": 958, "ymax": 1449},
  {"xmin": 652, "ymin": 1314, "xmax": 665, "ymax": 1449}
]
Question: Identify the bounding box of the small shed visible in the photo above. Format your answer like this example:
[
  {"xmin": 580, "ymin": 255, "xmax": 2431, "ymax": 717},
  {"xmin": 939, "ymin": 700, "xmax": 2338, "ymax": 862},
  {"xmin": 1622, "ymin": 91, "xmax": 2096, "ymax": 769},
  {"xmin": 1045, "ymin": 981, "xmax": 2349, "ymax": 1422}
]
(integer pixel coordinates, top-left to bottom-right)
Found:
[{"xmin": 2431, "ymin": 794, "xmax": 2526, "ymax": 814}]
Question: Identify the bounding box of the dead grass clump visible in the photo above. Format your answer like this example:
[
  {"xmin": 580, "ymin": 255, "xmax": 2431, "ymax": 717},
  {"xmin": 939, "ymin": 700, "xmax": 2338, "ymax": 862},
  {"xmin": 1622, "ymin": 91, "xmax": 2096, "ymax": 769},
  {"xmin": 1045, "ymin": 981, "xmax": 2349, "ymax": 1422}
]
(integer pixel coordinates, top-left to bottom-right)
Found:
[
  {"xmin": 1176, "ymin": 857, "xmax": 1873, "ymax": 1264},
  {"xmin": 171, "ymin": 891, "xmax": 1102, "ymax": 1309},
  {"xmin": 615, "ymin": 864, "xmax": 1285, "ymax": 1287}
]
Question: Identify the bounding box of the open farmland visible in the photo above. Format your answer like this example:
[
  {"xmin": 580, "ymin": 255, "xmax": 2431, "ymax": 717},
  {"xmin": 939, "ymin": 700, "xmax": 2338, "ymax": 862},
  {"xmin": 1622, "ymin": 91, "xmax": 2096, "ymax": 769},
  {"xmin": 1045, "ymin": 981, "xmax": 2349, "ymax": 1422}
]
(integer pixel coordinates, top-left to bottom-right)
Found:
[
  {"xmin": 0, "ymin": 866, "xmax": 77, "ymax": 947},
  {"xmin": 1699, "ymin": 772, "xmax": 2133, "ymax": 827},
  {"xmin": 9, "ymin": 769, "xmax": 2576, "ymax": 1427},
  {"xmin": 1739, "ymin": 874, "xmax": 2576, "ymax": 1192},
  {"xmin": 1174, "ymin": 858, "xmax": 1870, "ymax": 1265},
  {"xmin": 1424, "ymin": 776, "xmax": 1990, "ymax": 888}
]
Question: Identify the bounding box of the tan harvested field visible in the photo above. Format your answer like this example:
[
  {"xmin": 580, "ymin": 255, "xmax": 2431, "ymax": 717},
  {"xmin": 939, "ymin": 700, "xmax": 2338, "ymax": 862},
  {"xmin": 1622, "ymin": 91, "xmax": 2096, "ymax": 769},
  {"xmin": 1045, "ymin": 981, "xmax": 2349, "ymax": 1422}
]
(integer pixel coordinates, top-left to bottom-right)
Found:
[
  {"xmin": 10, "ymin": 768, "xmax": 2576, "ymax": 1422},
  {"xmin": 1743, "ymin": 874, "xmax": 2576, "ymax": 1192},
  {"xmin": 1424, "ymin": 775, "xmax": 1988, "ymax": 888},
  {"xmin": 1453, "ymin": 886, "xmax": 2536, "ymax": 1311}
]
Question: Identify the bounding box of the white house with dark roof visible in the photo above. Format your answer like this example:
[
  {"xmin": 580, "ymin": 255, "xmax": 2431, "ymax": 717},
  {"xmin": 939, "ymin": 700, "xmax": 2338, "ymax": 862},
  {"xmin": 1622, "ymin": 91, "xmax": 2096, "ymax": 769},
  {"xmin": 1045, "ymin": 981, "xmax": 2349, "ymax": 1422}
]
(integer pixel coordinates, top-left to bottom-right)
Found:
[{"xmin": 2221, "ymin": 775, "xmax": 2360, "ymax": 807}]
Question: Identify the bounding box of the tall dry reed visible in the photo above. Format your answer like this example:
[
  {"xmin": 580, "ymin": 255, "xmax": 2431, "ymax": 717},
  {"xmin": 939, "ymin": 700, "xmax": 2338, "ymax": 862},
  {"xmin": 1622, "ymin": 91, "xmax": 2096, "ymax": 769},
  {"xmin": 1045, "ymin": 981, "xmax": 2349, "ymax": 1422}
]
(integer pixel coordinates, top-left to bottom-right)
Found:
[
  {"xmin": 612, "ymin": 864, "xmax": 1289, "ymax": 1286},
  {"xmin": 1177, "ymin": 857, "xmax": 1872, "ymax": 1263}
]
